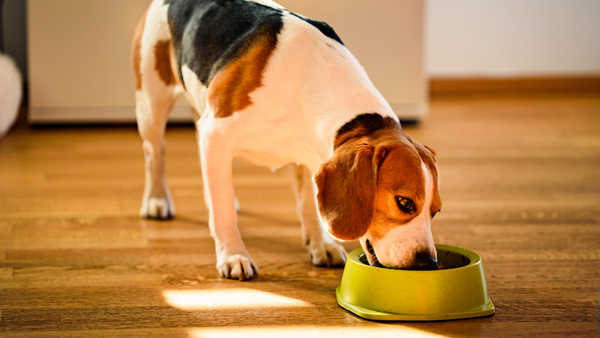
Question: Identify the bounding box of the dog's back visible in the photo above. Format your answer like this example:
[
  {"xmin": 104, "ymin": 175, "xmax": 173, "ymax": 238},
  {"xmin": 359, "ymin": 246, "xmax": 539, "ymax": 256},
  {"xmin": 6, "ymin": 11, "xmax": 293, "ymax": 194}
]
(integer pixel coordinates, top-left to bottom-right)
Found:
[
  {"xmin": 134, "ymin": 0, "xmax": 388, "ymax": 170},
  {"xmin": 133, "ymin": 0, "xmax": 343, "ymax": 113},
  {"xmin": 166, "ymin": 0, "xmax": 285, "ymax": 88}
]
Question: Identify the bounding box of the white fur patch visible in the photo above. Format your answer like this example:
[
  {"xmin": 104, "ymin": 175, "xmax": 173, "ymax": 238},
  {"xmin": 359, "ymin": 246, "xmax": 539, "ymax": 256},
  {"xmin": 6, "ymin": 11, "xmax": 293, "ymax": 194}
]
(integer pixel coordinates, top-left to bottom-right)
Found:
[
  {"xmin": 245, "ymin": 0, "xmax": 284, "ymax": 9},
  {"xmin": 143, "ymin": 1, "xmax": 172, "ymax": 43}
]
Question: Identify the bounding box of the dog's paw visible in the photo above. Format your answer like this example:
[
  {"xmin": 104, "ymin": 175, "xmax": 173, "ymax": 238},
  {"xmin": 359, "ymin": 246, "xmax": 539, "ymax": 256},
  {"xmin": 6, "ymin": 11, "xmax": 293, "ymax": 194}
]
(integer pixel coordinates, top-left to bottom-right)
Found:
[
  {"xmin": 140, "ymin": 197, "xmax": 174, "ymax": 220},
  {"xmin": 217, "ymin": 253, "xmax": 258, "ymax": 281},
  {"xmin": 308, "ymin": 241, "xmax": 347, "ymax": 267}
]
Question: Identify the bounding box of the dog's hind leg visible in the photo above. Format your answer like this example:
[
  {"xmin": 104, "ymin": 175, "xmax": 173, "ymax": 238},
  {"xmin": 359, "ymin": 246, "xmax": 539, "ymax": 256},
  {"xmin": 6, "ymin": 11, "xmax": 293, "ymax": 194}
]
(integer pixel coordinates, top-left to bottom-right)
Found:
[
  {"xmin": 136, "ymin": 88, "xmax": 177, "ymax": 220},
  {"xmin": 133, "ymin": 3, "xmax": 178, "ymax": 219},
  {"xmin": 288, "ymin": 164, "xmax": 347, "ymax": 267}
]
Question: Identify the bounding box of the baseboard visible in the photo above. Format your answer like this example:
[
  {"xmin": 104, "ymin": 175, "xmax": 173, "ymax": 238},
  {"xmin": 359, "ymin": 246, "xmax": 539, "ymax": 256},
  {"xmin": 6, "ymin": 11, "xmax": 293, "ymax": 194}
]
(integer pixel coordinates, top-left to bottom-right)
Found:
[
  {"xmin": 389, "ymin": 102, "xmax": 429, "ymax": 122},
  {"xmin": 29, "ymin": 105, "xmax": 194, "ymax": 124},
  {"xmin": 430, "ymin": 75, "xmax": 600, "ymax": 95}
]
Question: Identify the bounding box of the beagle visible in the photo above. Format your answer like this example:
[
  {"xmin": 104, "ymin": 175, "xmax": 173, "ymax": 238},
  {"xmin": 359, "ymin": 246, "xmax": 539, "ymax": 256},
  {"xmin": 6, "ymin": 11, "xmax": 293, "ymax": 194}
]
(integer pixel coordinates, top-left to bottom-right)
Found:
[{"xmin": 132, "ymin": 0, "xmax": 442, "ymax": 280}]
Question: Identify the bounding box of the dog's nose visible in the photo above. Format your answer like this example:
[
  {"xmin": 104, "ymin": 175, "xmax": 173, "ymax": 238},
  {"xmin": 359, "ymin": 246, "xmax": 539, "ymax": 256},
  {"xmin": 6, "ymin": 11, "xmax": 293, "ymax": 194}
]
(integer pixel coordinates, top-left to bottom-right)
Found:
[{"xmin": 415, "ymin": 251, "xmax": 439, "ymax": 270}]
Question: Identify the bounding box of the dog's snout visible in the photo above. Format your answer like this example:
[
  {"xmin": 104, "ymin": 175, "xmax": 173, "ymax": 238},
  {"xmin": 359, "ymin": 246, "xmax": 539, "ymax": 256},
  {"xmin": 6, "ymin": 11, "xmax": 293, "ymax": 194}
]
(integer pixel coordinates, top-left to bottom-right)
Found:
[{"xmin": 415, "ymin": 251, "xmax": 439, "ymax": 270}]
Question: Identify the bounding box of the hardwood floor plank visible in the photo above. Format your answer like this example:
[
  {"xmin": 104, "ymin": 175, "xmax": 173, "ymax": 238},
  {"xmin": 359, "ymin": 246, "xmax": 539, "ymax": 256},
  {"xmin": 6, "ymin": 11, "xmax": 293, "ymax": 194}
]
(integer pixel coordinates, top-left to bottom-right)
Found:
[
  {"xmin": 0, "ymin": 268, "xmax": 13, "ymax": 280},
  {"xmin": 1, "ymin": 93, "xmax": 599, "ymax": 336}
]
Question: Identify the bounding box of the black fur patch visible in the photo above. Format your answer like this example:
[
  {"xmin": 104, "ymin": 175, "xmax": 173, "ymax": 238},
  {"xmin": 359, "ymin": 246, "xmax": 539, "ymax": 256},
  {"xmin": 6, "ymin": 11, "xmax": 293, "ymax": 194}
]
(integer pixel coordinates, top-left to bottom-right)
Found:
[
  {"xmin": 290, "ymin": 13, "xmax": 343, "ymax": 45},
  {"xmin": 336, "ymin": 113, "xmax": 400, "ymax": 140},
  {"xmin": 164, "ymin": 0, "xmax": 284, "ymax": 87},
  {"xmin": 164, "ymin": 0, "xmax": 346, "ymax": 88}
]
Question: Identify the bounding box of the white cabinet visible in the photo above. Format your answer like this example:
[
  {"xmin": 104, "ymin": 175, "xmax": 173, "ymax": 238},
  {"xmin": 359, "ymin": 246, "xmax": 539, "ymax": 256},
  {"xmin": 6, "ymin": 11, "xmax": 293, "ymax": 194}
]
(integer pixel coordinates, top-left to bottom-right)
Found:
[{"xmin": 28, "ymin": 0, "xmax": 426, "ymax": 123}]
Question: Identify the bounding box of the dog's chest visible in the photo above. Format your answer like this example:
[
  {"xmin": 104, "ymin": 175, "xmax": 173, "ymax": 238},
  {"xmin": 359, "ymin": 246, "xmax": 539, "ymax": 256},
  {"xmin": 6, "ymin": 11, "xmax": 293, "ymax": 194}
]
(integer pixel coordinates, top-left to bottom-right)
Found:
[{"xmin": 229, "ymin": 120, "xmax": 323, "ymax": 171}]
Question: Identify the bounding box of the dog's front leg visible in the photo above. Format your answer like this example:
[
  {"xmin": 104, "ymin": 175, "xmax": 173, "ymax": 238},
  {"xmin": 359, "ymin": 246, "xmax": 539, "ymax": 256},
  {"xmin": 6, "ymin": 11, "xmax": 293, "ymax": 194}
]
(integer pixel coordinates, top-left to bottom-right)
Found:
[
  {"xmin": 289, "ymin": 164, "xmax": 347, "ymax": 267},
  {"xmin": 198, "ymin": 118, "xmax": 257, "ymax": 281}
]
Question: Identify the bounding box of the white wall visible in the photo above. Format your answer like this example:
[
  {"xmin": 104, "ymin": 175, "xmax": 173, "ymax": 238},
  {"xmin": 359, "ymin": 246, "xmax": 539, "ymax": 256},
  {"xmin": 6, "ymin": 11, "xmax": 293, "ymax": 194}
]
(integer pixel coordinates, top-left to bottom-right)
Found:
[{"xmin": 426, "ymin": 0, "xmax": 600, "ymax": 77}]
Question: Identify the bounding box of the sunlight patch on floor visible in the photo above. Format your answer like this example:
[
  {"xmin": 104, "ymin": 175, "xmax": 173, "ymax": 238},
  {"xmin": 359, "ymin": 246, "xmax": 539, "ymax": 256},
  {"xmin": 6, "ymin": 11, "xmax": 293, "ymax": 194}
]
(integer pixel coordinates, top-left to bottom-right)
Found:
[
  {"xmin": 188, "ymin": 325, "xmax": 449, "ymax": 338},
  {"xmin": 188, "ymin": 326, "xmax": 317, "ymax": 338},
  {"xmin": 162, "ymin": 288, "xmax": 313, "ymax": 310}
]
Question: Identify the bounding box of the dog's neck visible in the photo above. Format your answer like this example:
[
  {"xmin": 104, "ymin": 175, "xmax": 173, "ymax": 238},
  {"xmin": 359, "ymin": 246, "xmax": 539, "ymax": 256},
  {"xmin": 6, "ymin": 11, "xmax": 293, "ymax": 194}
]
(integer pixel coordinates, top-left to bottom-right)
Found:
[
  {"xmin": 333, "ymin": 113, "xmax": 401, "ymax": 150},
  {"xmin": 285, "ymin": 29, "xmax": 398, "ymax": 169}
]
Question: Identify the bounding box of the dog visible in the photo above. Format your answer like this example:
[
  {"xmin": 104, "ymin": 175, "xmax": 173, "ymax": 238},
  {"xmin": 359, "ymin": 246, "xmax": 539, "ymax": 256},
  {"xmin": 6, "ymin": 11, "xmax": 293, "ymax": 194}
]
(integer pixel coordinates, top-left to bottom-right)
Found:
[{"xmin": 132, "ymin": 0, "xmax": 442, "ymax": 280}]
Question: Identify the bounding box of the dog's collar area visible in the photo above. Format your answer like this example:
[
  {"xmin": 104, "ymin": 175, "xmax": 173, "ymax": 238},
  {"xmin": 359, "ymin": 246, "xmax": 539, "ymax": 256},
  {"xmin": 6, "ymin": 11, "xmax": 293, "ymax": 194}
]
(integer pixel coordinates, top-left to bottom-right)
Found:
[{"xmin": 365, "ymin": 239, "xmax": 383, "ymax": 268}]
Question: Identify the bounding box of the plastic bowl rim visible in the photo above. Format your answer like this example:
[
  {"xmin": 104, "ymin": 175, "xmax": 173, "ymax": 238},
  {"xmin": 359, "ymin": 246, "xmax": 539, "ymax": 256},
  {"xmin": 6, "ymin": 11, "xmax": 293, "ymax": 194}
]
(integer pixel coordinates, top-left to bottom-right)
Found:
[{"xmin": 350, "ymin": 243, "xmax": 482, "ymax": 273}]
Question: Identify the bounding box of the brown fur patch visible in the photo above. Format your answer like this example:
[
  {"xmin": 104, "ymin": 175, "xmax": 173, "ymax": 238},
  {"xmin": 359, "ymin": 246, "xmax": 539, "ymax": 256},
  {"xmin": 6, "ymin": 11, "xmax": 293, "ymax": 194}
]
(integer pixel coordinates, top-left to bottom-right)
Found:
[
  {"xmin": 410, "ymin": 139, "xmax": 442, "ymax": 217},
  {"xmin": 334, "ymin": 114, "xmax": 399, "ymax": 149},
  {"xmin": 154, "ymin": 40, "xmax": 175, "ymax": 86},
  {"xmin": 367, "ymin": 132, "xmax": 442, "ymax": 242},
  {"xmin": 132, "ymin": 10, "xmax": 148, "ymax": 91},
  {"xmin": 318, "ymin": 123, "xmax": 441, "ymax": 242},
  {"xmin": 207, "ymin": 34, "xmax": 277, "ymax": 118},
  {"xmin": 366, "ymin": 133, "xmax": 428, "ymax": 241}
]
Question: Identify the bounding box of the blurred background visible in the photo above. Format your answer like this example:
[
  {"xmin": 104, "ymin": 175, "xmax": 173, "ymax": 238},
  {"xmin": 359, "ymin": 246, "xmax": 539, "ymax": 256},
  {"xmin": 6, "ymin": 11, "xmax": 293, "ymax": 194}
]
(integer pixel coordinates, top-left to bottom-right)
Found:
[{"xmin": 2, "ymin": 0, "xmax": 599, "ymax": 124}]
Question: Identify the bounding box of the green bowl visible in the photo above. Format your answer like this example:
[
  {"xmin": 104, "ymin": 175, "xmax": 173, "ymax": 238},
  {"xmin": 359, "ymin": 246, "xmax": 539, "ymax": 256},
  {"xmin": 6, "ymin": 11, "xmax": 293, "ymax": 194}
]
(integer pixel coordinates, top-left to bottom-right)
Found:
[{"xmin": 336, "ymin": 244, "xmax": 495, "ymax": 321}]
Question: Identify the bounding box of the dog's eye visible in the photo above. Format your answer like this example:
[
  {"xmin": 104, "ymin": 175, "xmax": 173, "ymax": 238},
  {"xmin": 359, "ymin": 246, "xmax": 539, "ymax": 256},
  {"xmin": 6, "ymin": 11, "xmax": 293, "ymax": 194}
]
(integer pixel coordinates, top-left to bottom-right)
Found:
[{"xmin": 396, "ymin": 197, "xmax": 415, "ymax": 213}]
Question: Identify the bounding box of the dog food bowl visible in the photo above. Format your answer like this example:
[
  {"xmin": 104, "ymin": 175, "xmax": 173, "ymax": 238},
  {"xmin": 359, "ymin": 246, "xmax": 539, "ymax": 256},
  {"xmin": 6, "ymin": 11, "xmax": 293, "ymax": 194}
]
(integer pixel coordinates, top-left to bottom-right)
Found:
[{"xmin": 336, "ymin": 244, "xmax": 495, "ymax": 321}]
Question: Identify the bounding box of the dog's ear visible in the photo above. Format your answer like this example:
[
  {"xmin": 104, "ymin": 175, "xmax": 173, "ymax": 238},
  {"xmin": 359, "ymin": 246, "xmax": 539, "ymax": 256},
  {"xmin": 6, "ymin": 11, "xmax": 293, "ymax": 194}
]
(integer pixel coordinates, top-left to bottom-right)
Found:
[
  {"xmin": 314, "ymin": 141, "xmax": 383, "ymax": 241},
  {"xmin": 408, "ymin": 137, "xmax": 442, "ymax": 214},
  {"xmin": 422, "ymin": 144, "xmax": 436, "ymax": 157},
  {"xmin": 401, "ymin": 131, "xmax": 437, "ymax": 174},
  {"xmin": 409, "ymin": 139, "xmax": 437, "ymax": 178}
]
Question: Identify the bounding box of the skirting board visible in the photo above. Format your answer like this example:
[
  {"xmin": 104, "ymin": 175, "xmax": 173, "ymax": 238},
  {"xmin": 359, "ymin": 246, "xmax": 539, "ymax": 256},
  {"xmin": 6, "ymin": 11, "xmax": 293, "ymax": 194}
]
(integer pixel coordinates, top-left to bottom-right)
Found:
[
  {"xmin": 390, "ymin": 103, "xmax": 428, "ymax": 121},
  {"xmin": 29, "ymin": 102, "xmax": 429, "ymax": 124},
  {"xmin": 430, "ymin": 76, "xmax": 600, "ymax": 95}
]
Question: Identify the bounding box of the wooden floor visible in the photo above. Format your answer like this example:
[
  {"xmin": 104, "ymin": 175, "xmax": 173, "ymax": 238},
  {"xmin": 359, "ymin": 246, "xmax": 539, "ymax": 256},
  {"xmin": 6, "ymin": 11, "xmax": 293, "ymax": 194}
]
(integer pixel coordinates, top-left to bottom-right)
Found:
[{"xmin": 1, "ymin": 92, "xmax": 599, "ymax": 337}]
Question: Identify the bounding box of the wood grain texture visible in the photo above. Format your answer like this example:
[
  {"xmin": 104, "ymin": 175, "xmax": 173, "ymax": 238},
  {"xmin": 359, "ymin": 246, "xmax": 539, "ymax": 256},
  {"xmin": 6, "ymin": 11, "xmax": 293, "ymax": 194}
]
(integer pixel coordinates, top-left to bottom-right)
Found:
[{"xmin": 1, "ymin": 93, "xmax": 600, "ymax": 337}]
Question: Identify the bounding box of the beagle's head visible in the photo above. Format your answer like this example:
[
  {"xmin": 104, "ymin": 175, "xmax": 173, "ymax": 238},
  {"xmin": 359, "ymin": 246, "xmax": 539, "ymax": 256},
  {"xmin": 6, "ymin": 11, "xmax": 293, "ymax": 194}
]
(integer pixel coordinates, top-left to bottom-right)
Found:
[{"xmin": 315, "ymin": 114, "xmax": 442, "ymax": 270}]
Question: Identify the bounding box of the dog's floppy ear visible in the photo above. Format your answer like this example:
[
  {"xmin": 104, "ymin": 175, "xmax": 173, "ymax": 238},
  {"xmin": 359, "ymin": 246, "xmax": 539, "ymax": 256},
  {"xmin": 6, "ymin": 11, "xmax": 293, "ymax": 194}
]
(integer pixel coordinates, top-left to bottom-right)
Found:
[
  {"xmin": 408, "ymin": 137, "xmax": 442, "ymax": 213},
  {"xmin": 314, "ymin": 141, "xmax": 383, "ymax": 241},
  {"xmin": 402, "ymin": 132, "xmax": 437, "ymax": 174},
  {"xmin": 409, "ymin": 138, "xmax": 438, "ymax": 178}
]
